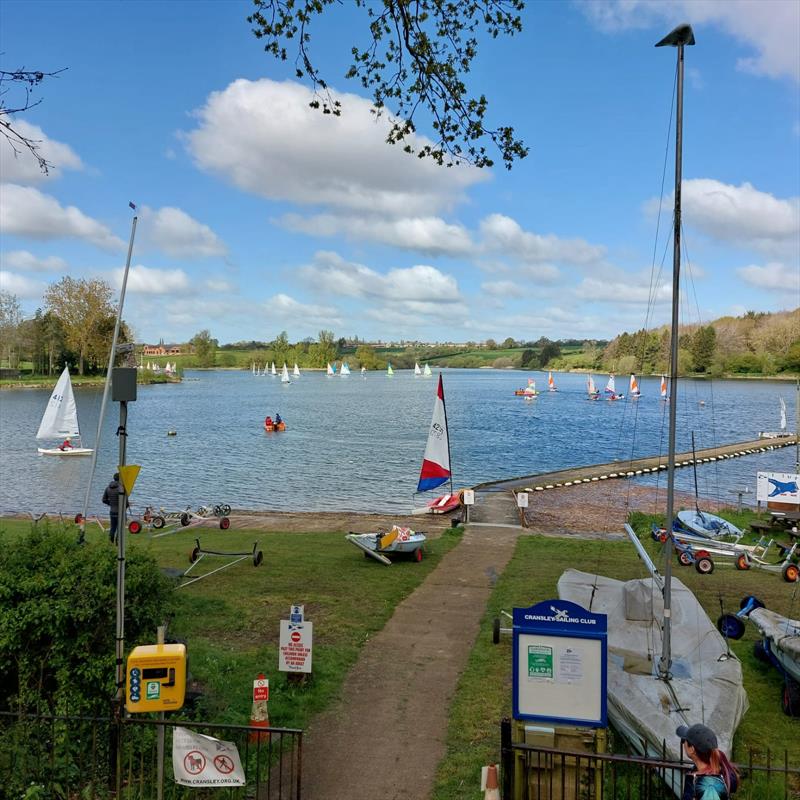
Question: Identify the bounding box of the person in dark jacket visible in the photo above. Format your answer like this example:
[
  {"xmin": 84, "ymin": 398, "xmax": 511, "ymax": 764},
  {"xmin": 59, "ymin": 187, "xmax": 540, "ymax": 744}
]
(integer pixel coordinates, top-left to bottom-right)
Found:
[
  {"xmin": 102, "ymin": 473, "xmax": 125, "ymax": 544},
  {"xmin": 677, "ymin": 724, "xmax": 738, "ymax": 799}
]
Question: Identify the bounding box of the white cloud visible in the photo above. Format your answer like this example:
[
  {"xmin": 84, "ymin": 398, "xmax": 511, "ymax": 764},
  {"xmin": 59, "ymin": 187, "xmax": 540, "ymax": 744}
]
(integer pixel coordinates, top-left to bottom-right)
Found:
[
  {"xmin": 736, "ymin": 262, "xmax": 800, "ymax": 293},
  {"xmin": 0, "ymin": 270, "xmax": 47, "ymax": 298},
  {"xmin": 574, "ymin": 277, "xmax": 671, "ymax": 304},
  {"xmin": 206, "ymin": 278, "xmax": 235, "ymax": 293},
  {"xmin": 141, "ymin": 206, "xmax": 226, "ymax": 258},
  {"xmin": 1, "ymin": 249, "xmax": 66, "ymax": 272},
  {"xmin": 298, "ymin": 251, "xmax": 462, "ymax": 303},
  {"xmin": 0, "ymin": 184, "xmax": 124, "ymax": 251},
  {"xmin": 267, "ymin": 293, "xmax": 343, "ymax": 327},
  {"xmin": 651, "ymin": 179, "xmax": 800, "ymax": 257},
  {"xmin": 579, "ymin": 0, "xmax": 799, "ymax": 82},
  {"xmin": 0, "ymin": 121, "xmax": 83, "ymax": 184},
  {"xmin": 185, "ymin": 78, "xmax": 487, "ymax": 217},
  {"xmin": 113, "ymin": 265, "xmax": 192, "ymax": 295},
  {"xmin": 479, "ymin": 214, "xmax": 606, "ymax": 266},
  {"xmin": 277, "ymin": 212, "xmax": 474, "ymax": 256},
  {"xmin": 481, "ymin": 280, "xmax": 519, "ymax": 297}
]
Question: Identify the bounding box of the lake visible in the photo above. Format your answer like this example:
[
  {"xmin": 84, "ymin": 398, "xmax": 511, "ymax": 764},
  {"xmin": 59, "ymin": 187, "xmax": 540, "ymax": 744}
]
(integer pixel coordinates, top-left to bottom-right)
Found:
[{"xmin": 0, "ymin": 369, "xmax": 796, "ymax": 517}]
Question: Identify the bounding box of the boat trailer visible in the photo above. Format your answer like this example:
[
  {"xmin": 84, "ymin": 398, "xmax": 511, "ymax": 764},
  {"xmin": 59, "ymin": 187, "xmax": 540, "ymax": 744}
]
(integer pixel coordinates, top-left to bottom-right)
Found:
[{"xmin": 177, "ymin": 538, "xmax": 263, "ymax": 588}]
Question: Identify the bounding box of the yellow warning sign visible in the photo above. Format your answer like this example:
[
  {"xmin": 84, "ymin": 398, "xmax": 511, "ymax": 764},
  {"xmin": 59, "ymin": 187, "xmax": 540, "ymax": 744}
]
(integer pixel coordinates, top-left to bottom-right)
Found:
[{"xmin": 118, "ymin": 465, "xmax": 141, "ymax": 495}]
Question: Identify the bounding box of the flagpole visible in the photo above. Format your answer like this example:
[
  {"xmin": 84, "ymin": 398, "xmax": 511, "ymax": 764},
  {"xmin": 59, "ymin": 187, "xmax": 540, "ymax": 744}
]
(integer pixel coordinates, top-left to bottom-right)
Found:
[{"xmin": 439, "ymin": 373, "xmax": 454, "ymax": 496}]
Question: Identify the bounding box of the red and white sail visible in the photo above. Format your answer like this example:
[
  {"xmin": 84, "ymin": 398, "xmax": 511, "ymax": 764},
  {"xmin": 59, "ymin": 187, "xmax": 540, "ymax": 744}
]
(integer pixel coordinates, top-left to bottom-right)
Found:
[
  {"xmin": 587, "ymin": 375, "xmax": 598, "ymax": 395},
  {"xmin": 660, "ymin": 375, "xmax": 668, "ymax": 399},
  {"xmin": 417, "ymin": 375, "xmax": 451, "ymax": 492},
  {"xmin": 548, "ymin": 372, "xmax": 556, "ymax": 391},
  {"xmin": 629, "ymin": 374, "xmax": 640, "ymax": 396}
]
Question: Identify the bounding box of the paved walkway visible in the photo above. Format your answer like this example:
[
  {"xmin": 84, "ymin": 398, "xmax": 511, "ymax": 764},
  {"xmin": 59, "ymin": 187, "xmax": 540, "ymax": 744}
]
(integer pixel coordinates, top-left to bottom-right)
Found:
[{"xmin": 300, "ymin": 492, "xmax": 522, "ymax": 800}]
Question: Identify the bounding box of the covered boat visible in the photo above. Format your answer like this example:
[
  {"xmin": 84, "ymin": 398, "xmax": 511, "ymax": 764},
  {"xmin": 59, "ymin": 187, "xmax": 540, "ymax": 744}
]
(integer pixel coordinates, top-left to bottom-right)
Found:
[{"xmin": 674, "ymin": 509, "xmax": 742, "ymax": 540}]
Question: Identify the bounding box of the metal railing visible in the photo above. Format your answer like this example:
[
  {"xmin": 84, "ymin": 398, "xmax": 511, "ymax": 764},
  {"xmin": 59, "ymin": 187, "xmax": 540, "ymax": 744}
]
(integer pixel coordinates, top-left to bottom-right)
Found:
[
  {"xmin": 0, "ymin": 711, "xmax": 303, "ymax": 799},
  {"xmin": 501, "ymin": 720, "xmax": 800, "ymax": 800}
]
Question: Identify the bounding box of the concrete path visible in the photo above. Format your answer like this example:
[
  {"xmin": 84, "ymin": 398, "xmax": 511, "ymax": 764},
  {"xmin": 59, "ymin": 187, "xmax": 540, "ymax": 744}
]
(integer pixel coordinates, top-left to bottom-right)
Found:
[{"xmin": 300, "ymin": 491, "xmax": 521, "ymax": 800}]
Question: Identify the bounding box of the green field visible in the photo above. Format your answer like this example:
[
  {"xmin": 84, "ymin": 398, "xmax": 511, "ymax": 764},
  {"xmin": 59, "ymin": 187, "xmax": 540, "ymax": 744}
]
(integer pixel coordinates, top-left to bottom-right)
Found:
[{"xmin": 2, "ymin": 509, "xmax": 797, "ymax": 794}]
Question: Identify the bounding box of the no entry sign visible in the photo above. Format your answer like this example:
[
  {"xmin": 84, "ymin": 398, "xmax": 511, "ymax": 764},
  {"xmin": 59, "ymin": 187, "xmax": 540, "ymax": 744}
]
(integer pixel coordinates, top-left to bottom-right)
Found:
[{"xmin": 253, "ymin": 677, "xmax": 269, "ymax": 702}]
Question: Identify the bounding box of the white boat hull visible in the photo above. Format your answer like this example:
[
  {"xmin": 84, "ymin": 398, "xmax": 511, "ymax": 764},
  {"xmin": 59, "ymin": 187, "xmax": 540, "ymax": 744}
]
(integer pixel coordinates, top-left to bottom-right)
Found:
[
  {"xmin": 559, "ymin": 569, "xmax": 747, "ymax": 796},
  {"xmin": 750, "ymin": 607, "xmax": 800, "ymax": 683},
  {"xmin": 38, "ymin": 447, "xmax": 93, "ymax": 456}
]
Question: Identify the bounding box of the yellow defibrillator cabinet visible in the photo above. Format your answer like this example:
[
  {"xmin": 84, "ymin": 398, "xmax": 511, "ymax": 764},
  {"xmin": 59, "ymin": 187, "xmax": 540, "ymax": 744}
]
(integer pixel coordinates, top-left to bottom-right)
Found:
[{"xmin": 125, "ymin": 643, "xmax": 187, "ymax": 712}]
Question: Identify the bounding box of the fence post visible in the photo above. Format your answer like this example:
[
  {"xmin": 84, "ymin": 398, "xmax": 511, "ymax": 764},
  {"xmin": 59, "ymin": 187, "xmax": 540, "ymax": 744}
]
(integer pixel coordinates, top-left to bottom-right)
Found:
[{"xmin": 500, "ymin": 717, "xmax": 513, "ymax": 800}]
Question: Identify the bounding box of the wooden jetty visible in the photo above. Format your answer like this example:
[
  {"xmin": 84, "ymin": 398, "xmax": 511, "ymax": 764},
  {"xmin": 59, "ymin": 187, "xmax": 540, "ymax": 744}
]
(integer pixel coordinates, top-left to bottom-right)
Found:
[{"xmin": 476, "ymin": 435, "xmax": 798, "ymax": 494}]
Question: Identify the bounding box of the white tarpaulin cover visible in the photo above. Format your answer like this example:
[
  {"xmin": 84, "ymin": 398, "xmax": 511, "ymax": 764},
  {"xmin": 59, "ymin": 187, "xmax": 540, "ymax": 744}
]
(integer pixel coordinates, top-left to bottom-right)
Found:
[
  {"xmin": 558, "ymin": 570, "xmax": 747, "ymax": 768},
  {"xmin": 172, "ymin": 727, "xmax": 245, "ymax": 787},
  {"xmin": 750, "ymin": 607, "xmax": 800, "ymax": 682}
]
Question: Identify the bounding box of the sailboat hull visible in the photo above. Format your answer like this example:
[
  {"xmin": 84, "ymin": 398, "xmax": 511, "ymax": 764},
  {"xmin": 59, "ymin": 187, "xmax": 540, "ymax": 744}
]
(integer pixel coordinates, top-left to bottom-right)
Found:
[
  {"xmin": 558, "ymin": 569, "xmax": 747, "ymax": 794},
  {"xmin": 749, "ymin": 607, "xmax": 800, "ymax": 684},
  {"xmin": 38, "ymin": 447, "xmax": 93, "ymax": 456},
  {"xmin": 675, "ymin": 510, "xmax": 742, "ymax": 539}
]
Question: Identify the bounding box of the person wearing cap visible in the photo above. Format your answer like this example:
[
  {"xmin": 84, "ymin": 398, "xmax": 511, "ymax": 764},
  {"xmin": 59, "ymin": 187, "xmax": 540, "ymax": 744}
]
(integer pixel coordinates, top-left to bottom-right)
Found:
[
  {"xmin": 676, "ymin": 723, "xmax": 739, "ymax": 799},
  {"xmin": 59, "ymin": 436, "xmax": 73, "ymax": 451}
]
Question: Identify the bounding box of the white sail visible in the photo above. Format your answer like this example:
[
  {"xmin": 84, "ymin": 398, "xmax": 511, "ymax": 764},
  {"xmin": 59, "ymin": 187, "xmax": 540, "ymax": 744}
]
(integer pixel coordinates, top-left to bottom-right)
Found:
[
  {"xmin": 271, "ymin": 362, "xmax": 277, "ymax": 376},
  {"xmin": 605, "ymin": 374, "xmax": 616, "ymax": 393},
  {"xmin": 587, "ymin": 375, "xmax": 598, "ymax": 395},
  {"xmin": 414, "ymin": 362, "xmax": 421, "ymax": 376},
  {"xmin": 780, "ymin": 397, "xmax": 787, "ymax": 431},
  {"xmin": 281, "ymin": 363, "xmax": 290, "ymax": 383},
  {"xmin": 293, "ymin": 363, "xmax": 301, "ymax": 377},
  {"xmin": 361, "ymin": 366, "xmax": 366, "ymax": 376},
  {"xmin": 423, "ymin": 363, "xmax": 432, "ymax": 376},
  {"xmin": 387, "ymin": 363, "xmax": 394, "ymax": 376},
  {"xmin": 341, "ymin": 362, "xmax": 351, "ymax": 376},
  {"xmin": 37, "ymin": 367, "xmax": 81, "ymax": 439},
  {"xmin": 327, "ymin": 362, "xmax": 335, "ymax": 376}
]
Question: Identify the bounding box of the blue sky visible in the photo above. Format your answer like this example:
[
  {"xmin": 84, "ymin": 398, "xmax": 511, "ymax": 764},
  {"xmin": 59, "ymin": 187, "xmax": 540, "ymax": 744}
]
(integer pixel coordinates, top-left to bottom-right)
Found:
[{"xmin": 1, "ymin": 0, "xmax": 798, "ymax": 345}]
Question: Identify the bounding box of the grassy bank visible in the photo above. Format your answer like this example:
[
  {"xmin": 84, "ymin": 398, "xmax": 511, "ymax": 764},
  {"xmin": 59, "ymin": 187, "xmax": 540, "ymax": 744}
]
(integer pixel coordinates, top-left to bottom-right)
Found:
[
  {"xmin": 432, "ymin": 517, "xmax": 800, "ymax": 799},
  {"xmin": 0, "ymin": 518, "xmax": 464, "ymax": 731}
]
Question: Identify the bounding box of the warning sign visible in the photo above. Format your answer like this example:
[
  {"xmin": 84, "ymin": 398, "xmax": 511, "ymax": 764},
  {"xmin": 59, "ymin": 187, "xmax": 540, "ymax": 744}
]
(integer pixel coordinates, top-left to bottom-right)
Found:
[
  {"xmin": 172, "ymin": 727, "xmax": 245, "ymax": 787},
  {"xmin": 118, "ymin": 464, "xmax": 141, "ymax": 495},
  {"xmin": 253, "ymin": 677, "xmax": 269, "ymax": 702},
  {"xmin": 279, "ymin": 620, "xmax": 313, "ymax": 673}
]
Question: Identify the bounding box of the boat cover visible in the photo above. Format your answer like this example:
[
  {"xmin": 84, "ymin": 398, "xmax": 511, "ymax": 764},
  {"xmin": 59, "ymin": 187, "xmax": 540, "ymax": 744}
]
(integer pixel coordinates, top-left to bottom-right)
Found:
[
  {"xmin": 675, "ymin": 510, "xmax": 742, "ymax": 539},
  {"xmin": 750, "ymin": 607, "xmax": 800, "ymax": 682},
  {"xmin": 558, "ymin": 569, "xmax": 747, "ymax": 765}
]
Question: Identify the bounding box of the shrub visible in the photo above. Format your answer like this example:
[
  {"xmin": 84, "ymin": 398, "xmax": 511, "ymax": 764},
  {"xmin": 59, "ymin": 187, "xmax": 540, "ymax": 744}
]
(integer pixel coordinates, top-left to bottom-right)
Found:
[{"xmin": 0, "ymin": 522, "xmax": 173, "ymax": 715}]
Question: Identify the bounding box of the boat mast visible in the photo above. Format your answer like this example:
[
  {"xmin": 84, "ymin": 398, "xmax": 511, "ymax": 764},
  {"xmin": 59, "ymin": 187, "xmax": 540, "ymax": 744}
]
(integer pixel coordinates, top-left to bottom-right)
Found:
[
  {"xmin": 440, "ymin": 374, "xmax": 454, "ymax": 496},
  {"xmin": 656, "ymin": 23, "xmax": 695, "ymax": 680}
]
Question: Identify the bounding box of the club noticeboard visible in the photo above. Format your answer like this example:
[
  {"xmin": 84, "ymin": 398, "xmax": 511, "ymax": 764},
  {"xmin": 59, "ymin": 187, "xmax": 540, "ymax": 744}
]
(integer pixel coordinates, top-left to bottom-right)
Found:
[{"xmin": 512, "ymin": 599, "xmax": 607, "ymax": 727}]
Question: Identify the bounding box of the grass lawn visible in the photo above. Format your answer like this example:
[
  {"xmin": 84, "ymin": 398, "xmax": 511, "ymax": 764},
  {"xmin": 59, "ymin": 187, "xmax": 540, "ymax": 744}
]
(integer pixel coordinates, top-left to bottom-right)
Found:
[
  {"xmin": 432, "ymin": 517, "xmax": 800, "ymax": 800},
  {"xmin": 0, "ymin": 517, "xmax": 464, "ymax": 733}
]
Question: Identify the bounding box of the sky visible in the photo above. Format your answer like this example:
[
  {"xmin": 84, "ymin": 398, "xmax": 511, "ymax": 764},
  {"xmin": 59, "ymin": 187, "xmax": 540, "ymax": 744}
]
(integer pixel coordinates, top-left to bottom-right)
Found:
[{"xmin": 0, "ymin": 0, "xmax": 798, "ymax": 346}]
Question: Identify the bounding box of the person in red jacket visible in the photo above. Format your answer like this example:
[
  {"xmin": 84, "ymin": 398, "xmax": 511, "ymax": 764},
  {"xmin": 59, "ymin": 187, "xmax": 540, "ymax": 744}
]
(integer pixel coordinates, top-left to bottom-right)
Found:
[
  {"xmin": 59, "ymin": 437, "xmax": 73, "ymax": 451},
  {"xmin": 264, "ymin": 415, "xmax": 274, "ymax": 429}
]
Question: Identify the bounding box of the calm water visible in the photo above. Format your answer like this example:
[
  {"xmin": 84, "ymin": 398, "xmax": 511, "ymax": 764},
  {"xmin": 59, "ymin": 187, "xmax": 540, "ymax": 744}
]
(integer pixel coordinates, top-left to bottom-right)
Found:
[{"xmin": 0, "ymin": 370, "xmax": 796, "ymax": 516}]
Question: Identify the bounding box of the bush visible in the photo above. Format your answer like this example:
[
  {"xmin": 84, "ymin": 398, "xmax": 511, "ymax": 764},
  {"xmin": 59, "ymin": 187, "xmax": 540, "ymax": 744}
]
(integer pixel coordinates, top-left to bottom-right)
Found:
[{"xmin": 0, "ymin": 523, "xmax": 173, "ymax": 715}]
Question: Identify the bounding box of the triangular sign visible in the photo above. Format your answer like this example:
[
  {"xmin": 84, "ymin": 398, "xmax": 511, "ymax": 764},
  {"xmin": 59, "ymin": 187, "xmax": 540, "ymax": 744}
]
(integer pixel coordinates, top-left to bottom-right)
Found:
[{"xmin": 118, "ymin": 465, "xmax": 141, "ymax": 495}]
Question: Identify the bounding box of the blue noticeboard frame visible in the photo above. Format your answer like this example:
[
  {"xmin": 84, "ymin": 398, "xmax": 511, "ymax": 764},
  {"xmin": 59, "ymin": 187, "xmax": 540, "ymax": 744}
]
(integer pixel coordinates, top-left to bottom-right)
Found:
[{"xmin": 512, "ymin": 599, "xmax": 607, "ymax": 727}]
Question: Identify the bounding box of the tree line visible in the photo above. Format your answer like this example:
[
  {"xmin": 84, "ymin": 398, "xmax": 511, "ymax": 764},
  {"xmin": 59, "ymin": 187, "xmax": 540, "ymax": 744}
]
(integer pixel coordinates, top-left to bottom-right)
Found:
[{"xmin": 0, "ymin": 279, "xmax": 130, "ymax": 376}]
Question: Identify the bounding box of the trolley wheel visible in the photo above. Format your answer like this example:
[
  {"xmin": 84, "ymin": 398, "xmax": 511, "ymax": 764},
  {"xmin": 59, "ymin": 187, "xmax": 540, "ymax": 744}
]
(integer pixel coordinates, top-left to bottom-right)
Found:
[
  {"xmin": 678, "ymin": 551, "xmax": 693, "ymax": 567},
  {"xmin": 180, "ymin": 513, "xmax": 191, "ymax": 527},
  {"xmin": 414, "ymin": 547, "xmax": 423, "ymax": 563},
  {"xmin": 782, "ymin": 679, "xmax": 800, "ymax": 717},
  {"xmin": 74, "ymin": 513, "xmax": 84, "ymax": 524},
  {"xmin": 716, "ymin": 613, "xmax": 745, "ymax": 641},
  {"xmin": 659, "ymin": 531, "xmax": 668, "ymax": 543},
  {"xmin": 128, "ymin": 520, "xmax": 142, "ymax": 535},
  {"xmin": 735, "ymin": 554, "xmax": 751, "ymax": 571},
  {"xmin": 740, "ymin": 595, "xmax": 764, "ymax": 611},
  {"xmin": 189, "ymin": 546, "xmax": 200, "ymax": 563},
  {"xmin": 254, "ymin": 550, "xmax": 263, "ymax": 567},
  {"xmin": 695, "ymin": 556, "xmax": 714, "ymax": 575},
  {"xmin": 219, "ymin": 517, "xmax": 231, "ymax": 530},
  {"xmin": 753, "ymin": 639, "xmax": 771, "ymax": 664},
  {"xmin": 222, "ymin": 504, "xmax": 231, "ymax": 515},
  {"xmin": 492, "ymin": 617, "xmax": 501, "ymax": 645},
  {"xmin": 213, "ymin": 504, "xmax": 223, "ymax": 516},
  {"xmin": 782, "ymin": 563, "xmax": 800, "ymax": 583},
  {"xmin": 152, "ymin": 516, "xmax": 165, "ymax": 529}
]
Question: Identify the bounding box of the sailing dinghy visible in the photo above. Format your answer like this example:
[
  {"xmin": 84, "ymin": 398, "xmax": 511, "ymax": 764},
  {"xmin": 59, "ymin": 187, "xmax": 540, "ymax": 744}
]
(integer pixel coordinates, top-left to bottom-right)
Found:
[
  {"xmin": 547, "ymin": 371, "xmax": 556, "ymax": 391},
  {"xmin": 605, "ymin": 374, "xmax": 624, "ymax": 401},
  {"xmin": 558, "ymin": 26, "xmax": 746, "ymax": 794},
  {"xmin": 414, "ymin": 362, "xmax": 422, "ymax": 376},
  {"xmin": 36, "ymin": 367, "xmax": 93, "ymax": 456},
  {"xmin": 281, "ymin": 363, "xmax": 291, "ymax": 385},
  {"xmin": 660, "ymin": 375, "xmax": 668, "ymax": 401},
  {"xmin": 340, "ymin": 362, "xmax": 351, "ymax": 377},
  {"xmin": 387, "ymin": 362, "xmax": 394, "ymax": 377},
  {"xmin": 293, "ymin": 363, "xmax": 301, "ymax": 378},
  {"xmin": 629, "ymin": 374, "xmax": 641, "ymax": 398},
  {"xmin": 759, "ymin": 397, "xmax": 791, "ymax": 439},
  {"xmin": 586, "ymin": 374, "xmax": 601, "ymax": 400},
  {"xmin": 423, "ymin": 363, "xmax": 432, "ymax": 377}
]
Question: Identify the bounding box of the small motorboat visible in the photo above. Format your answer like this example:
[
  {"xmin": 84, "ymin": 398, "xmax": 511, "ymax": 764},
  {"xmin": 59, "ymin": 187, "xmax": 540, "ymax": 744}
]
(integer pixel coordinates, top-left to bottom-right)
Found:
[
  {"xmin": 674, "ymin": 509, "xmax": 742, "ymax": 540},
  {"xmin": 345, "ymin": 526, "xmax": 426, "ymax": 565},
  {"xmin": 264, "ymin": 420, "xmax": 287, "ymax": 432}
]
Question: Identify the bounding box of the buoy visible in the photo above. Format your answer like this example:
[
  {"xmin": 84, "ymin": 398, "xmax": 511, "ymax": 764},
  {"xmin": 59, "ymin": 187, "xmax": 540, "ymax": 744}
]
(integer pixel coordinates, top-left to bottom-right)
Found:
[
  {"xmin": 167, "ymin": 430, "xmax": 177, "ymax": 436},
  {"xmin": 483, "ymin": 764, "xmax": 500, "ymax": 800},
  {"xmin": 249, "ymin": 673, "xmax": 270, "ymax": 743}
]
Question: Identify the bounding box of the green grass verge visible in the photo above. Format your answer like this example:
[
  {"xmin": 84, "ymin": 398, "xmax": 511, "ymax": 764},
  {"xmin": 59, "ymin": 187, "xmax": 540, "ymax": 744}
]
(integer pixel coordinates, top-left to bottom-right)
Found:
[
  {"xmin": 432, "ymin": 517, "xmax": 800, "ymax": 800},
  {"xmin": 0, "ymin": 518, "xmax": 464, "ymax": 733}
]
